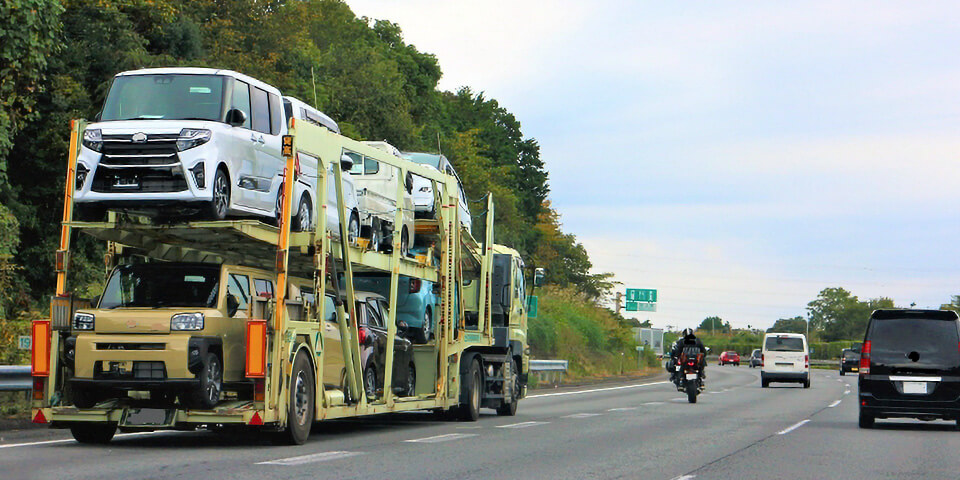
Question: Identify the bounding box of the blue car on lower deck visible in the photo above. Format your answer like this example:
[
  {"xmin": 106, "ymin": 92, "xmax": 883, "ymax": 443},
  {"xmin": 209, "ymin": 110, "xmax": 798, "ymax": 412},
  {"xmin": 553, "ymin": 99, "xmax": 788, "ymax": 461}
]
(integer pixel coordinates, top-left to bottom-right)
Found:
[{"xmin": 350, "ymin": 273, "xmax": 438, "ymax": 343}]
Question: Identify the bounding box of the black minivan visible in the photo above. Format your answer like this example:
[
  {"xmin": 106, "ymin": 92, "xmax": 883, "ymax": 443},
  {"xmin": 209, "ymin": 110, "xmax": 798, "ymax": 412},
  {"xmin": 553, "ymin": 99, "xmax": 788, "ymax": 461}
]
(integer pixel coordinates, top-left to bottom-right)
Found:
[{"xmin": 858, "ymin": 309, "xmax": 960, "ymax": 428}]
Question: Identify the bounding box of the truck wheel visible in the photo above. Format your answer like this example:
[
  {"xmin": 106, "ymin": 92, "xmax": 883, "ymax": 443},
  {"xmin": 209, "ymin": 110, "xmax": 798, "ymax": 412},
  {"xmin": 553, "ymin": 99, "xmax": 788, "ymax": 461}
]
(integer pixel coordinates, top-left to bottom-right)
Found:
[
  {"xmin": 278, "ymin": 352, "xmax": 315, "ymax": 445},
  {"xmin": 70, "ymin": 423, "xmax": 117, "ymax": 444},
  {"xmin": 185, "ymin": 353, "xmax": 222, "ymax": 409},
  {"xmin": 292, "ymin": 195, "xmax": 312, "ymax": 232},
  {"xmin": 458, "ymin": 359, "xmax": 481, "ymax": 421},
  {"xmin": 205, "ymin": 168, "xmax": 230, "ymax": 221},
  {"xmin": 496, "ymin": 358, "xmax": 519, "ymax": 416}
]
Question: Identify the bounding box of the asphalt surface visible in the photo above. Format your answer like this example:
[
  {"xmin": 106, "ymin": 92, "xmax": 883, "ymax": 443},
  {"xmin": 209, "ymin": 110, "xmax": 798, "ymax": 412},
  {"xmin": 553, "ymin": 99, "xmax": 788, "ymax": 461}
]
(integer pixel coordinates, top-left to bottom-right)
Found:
[{"xmin": 2, "ymin": 366, "xmax": 960, "ymax": 479}]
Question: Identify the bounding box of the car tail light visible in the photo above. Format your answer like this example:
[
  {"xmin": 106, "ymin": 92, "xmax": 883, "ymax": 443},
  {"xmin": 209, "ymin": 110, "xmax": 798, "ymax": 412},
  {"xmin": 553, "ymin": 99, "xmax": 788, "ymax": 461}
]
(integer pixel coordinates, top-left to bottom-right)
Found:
[
  {"xmin": 253, "ymin": 379, "xmax": 265, "ymax": 402},
  {"xmin": 409, "ymin": 278, "xmax": 422, "ymax": 293},
  {"xmin": 805, "ymin": 354, "xmax": 809, "ymax": 369},
  {"xmin": 295, "ymin": 154, "xmax": 302, "ymax": 180},
  {"xmin": 32, "ymin": 378, "xmax": 45, "ymax": 401},
  {"xmin": 358, "ymin": 327, "xmax": 370, "ymax": 346},
  {"xmin": 760, "ymin": 354, "xmax": 764, "ymax": 367},
  {"xmin": 859, "ymin": 341, "xmax": 871, "ymax": 375}
]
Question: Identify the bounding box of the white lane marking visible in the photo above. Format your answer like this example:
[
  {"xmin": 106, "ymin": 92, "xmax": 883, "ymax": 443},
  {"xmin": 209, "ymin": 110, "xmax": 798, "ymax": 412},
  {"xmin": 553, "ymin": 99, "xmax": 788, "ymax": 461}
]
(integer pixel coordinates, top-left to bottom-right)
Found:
[
  {"xmin": 837, "ymin": 379, "xmax": 843, "ymax": 382},
  {"xmin": 607, "ymin": 407, "xmax": 638, "ymax": 412},
  {"xmin": 643, "ymin": 402, "xmax": 665, "ymax": 406},
  {"xmin": 526, "ymin": 381, "xmax": 670, "ymax": 399},
  {"xmin": 672, "ymin": 475, "xmax": 696, "ymax": 480},
  {"xmin": 778, "ymin": 419, "xmax": 810, "ymax": 435},
  {"xmin": 844, "ymin": 384, "xmax": 850, "ymax": 388},
  {"xmin": 258, "ymin": 451, "xmax": 364, "ymax": 466},
  {"xmin": 0, "ymin": 431, "xmax": 163, "ymax": 450},
  {"xmin": 405, "ymin": 433, "xmax": 478, "ymax": 443},
  {"xmin": 563, "ymin": 413, "xmax": 602, "ymax": 418},
  {"xmin": 844, "ymin": 390, "xmax": 851, "ymax": 395},
  {"xmin": 828, "ymin": 400, "xmax": 842, "ymax": 408},
  {"xmin": 496, "ymin": 421, "xmax": 548, "ymax": 429}
]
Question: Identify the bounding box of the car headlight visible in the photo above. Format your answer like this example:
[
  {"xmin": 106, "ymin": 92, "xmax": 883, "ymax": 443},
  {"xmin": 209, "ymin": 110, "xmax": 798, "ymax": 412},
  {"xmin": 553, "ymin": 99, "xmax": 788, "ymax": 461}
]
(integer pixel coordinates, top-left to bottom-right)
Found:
[
  {"xmin": 176, "ymin": 128, "xmax": 211, "ymax": 151},
  {"xmin": 171, "ymin": 313, "xmax": 204, "ymax": 331},
  {"xmin": 82, "ymin": 129, "xmax": 102, "ymax": 152},
  {"xmin": 73, "ymin": 312, "xmax": 95, "ymax": 330}
]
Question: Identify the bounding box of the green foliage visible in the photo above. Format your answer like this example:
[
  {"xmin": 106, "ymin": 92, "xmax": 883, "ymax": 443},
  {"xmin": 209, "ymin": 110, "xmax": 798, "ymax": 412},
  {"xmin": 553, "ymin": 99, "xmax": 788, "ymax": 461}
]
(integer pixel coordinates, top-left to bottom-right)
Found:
[
  {"xmin": 767, "ymin": 316, "xmax": 808, "ymax": 334},
  {"xmin": 697, "ymin": 316, "xmax": 730, "ymax": 334},
  {"xmin": 807, "ymin": 287, "xmax": 892, "ymax": 342}
]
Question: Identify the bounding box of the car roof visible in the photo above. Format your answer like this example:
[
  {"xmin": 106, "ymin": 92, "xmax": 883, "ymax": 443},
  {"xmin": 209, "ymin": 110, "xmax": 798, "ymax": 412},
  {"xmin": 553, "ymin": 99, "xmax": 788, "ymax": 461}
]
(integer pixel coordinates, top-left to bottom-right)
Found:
[
  {"xmin": 283, "ymin": 96, "xmax": 340, "ymax": 133},
  {"xmin": 115, "ymin": 67, "xmax": 281, "ymax": 96},
  {"xmin": 354, "ymin": 291, "xmax": 385, "ymax": 302},
  {"xmin": 870, "ymin": 309, "xmax": 958, "ymax": 320},
  {"xmin": 764, "ymin": 332, "xmax": 806, "ymax": 338}
]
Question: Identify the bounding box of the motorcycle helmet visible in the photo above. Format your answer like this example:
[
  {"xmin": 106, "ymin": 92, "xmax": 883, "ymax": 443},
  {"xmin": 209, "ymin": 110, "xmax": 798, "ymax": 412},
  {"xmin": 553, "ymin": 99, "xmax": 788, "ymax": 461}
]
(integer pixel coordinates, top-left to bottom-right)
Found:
[{"xmin": 682, "ymin": 328, "xmax": 695, "ymax": 339}]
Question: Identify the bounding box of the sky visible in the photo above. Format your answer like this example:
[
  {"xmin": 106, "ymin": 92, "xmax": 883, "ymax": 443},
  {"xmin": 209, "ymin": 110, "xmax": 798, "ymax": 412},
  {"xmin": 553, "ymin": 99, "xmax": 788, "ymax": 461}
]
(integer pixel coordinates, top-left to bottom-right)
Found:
[{"xmin": 346, "ymin": 0, "xmax": 960, "ymax": 331}]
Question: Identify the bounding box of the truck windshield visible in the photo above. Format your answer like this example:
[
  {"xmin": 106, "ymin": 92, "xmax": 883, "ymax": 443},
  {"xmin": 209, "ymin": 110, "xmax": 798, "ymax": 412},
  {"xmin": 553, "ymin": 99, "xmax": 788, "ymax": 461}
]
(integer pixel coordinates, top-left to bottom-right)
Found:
[
  {"xmin": 100, "ymin": 74, "xmax": 225, "ymax": 122},
  {"xmin": 99, "ymin": 264, "xmax": 221, "ymax": 309}
]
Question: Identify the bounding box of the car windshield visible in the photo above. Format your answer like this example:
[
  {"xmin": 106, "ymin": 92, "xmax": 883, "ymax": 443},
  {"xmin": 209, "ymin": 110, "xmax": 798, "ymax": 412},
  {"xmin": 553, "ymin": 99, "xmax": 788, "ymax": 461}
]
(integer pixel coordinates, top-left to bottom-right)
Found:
[
  {"xmin": 401, "ymin": 152, "xmax": 443, "ymax": 169},
  {"xmin": 100, "ymin": 74, "xmax": 226, "ymax": 121},
  {"xmin": 868, "ymin": 318, "xmax": 960, "ymax": 369},
  {"xmin": 99, "ymin": 264, "xmax": 220, "ymax": 309},
  {"xmin": 765, "ymin": 337, "xmax": 804, "ymax": 352}
]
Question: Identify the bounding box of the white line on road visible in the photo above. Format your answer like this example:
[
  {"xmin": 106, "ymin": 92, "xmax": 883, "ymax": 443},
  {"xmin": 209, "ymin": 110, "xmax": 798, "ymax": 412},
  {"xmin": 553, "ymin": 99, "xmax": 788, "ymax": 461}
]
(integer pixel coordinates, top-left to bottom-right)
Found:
[
  {"xmin": 671, "ymin": 475, "xmax": 696, "ymax": 480},
  {"xmin": 607, "ymin": 407, "xmax": 638, "ymax": 412},
  {"xmin": 258, "ymin": 451, "xmax": 364, "ymax": 466},
  {"xmin": 405, "ymin": 433, "xmax": 478, "ymax": 443},
  {"xmin": 563, "ymin": 413, "xmax": 602, "ymax": 418},
  {"xmin": 526, "ymin": 381, "xmax": 670, "ymax": 399},
  {"xmin": 844, "ymin": 390, "xmax": 851, "ymax": 395},
  {"xmin": 0, "ymin": 431, "xmax": 163, "ymax": 450},
  {"xmin": 778, "ymin": 419, "xmax": 810, "ymax": 435},
  {"xmin": 828, "ymin": 400, "xmax": 842, "ymax": 408},
  {"xmin": 496, "ymin": 421, "xmax": 548, "ymax": 429},
  {"xmin": 643, "ymin": 402, "xmax": 665, "ymax": 406}
]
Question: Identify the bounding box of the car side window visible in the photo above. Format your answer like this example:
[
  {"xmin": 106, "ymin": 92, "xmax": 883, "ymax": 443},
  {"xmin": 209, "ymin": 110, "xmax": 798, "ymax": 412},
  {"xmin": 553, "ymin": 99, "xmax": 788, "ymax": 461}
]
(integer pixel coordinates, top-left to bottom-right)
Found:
[
  {"xmin": 228, "ymin": 80, "xmax": 251, "ymax": 129},
  {"xmin": 254, "ymin": 278, "xmax": 274, "ymax": 298},
  {"xmin": 365, "ymin": 302, "xmax": 384, "ymax": 328},
  {"xmin": 268, "ymin": 93, "xmax": 282, "ymax": 135},
  {"xmin": 345, "ymin": 151, "xmax": 364, "ymax": 174},
  {"xmin": 251, "ymin": 87, "xmax": 270, "ymax": 134},
  {"xmin": 364, "ymin": 157, "xmax": 379, "ymax": 175},
  {"xmin": 227, "ymin": 273, "xmax": 250, "ymax": 312},
  {"xmin": 323, "ymin": 295, "xmax": 337, "ymax": 323}
]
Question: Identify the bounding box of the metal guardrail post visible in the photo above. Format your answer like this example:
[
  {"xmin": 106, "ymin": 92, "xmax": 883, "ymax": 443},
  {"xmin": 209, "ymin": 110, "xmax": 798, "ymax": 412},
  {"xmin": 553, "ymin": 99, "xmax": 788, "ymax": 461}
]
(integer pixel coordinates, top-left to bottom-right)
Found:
[{"xmin": 0, "ymin": 366, "xmax": 32, "ymax": 392}]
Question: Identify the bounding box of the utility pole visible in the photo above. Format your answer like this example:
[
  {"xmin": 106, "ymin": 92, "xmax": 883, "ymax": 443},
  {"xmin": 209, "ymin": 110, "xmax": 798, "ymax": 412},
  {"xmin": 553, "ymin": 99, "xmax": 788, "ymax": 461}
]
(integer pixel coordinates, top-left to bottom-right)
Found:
[{"xmin": 615, "ymin": 291, "xmax": 623, "ymax": 315}]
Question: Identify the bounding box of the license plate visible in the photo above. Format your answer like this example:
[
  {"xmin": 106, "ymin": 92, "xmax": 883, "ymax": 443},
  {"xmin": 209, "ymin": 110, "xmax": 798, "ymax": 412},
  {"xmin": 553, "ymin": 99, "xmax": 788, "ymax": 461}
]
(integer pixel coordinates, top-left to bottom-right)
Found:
[
  {"xmin": 851, "ymin": 367, "xmax": 858, "ymax": 372},
  {"xmin": 685, "ymin": 373, "xmax": 698, "ymax": 380},
  {"xmin": 113, "ymin": 176, "xmax": 140, "ymax": 188},
  {"xmin": 121, "ymin": 408, "xmax": 174, "ymax": 427},
  {"xmin": 903, "ymin": 381, "xmax": 928, "ymax": 394}
]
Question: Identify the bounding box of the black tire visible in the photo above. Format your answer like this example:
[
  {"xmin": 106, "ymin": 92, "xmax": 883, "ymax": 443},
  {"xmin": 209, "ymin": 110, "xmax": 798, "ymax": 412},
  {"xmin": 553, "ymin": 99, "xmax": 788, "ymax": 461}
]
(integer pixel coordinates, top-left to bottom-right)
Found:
[
  {"xmin": 400, "ymin": 226, "xmax": 410, "ymax": 257},
  {"xmin": 803, "ymin": 377, "xmax": 811, "ymax": 389},
  {"xmin": 73, "ymin": 204, "xmax": 106, "ymax": 222},
  {"xmin": 458, "ymin": 359, "xmax": 481, "ymax": 421},
  {"xmin": 859, "ymin": 411, "xmax": 875, "ymax": 428},
  {"xmin": 497, "ymin": 358, "xmax": 520, "ymax": 416},
  {"xmin": 292, "ymin": 195, "xmax": 312, "ymax": 232},
  {"xmin": 185, "ymin": 353, "xmax": 222, "ymax": 409},
  {"xmin": 71, "ymin": 387, "xmax": 102, "ymax": 409},
  {"xmin": 762, "ymin": 378, "xmax": 769, "ymax": 388},
  {"xmin": 70, "ymin": 423, "xmax": 117, "ymax": 444},
  {"xmin": 687, "ymin": 385, "xmax": 698, "ymax": 403},
  {"xmin": 278, "ymin": 352, "xmax": 315, "ymax": 445},
  {"xmin": 417, "ymin": 309, "xmax": 432, "ymax": 344},
  {"xmin": 364, "ymin": 365, "xmax": 378, "ymax": 401},
  {"xmin": 404, "ymin": 363, "xmax": 417, "ymax": 397},
  {"xmin": 368, "ymin": 221, "xmax": 381, "ymax": 252},
  {"xmin": 840, "ymin": 370, "xmax": 845, "ymax": 376},
  {"xmin": 205, "ymin": 168, "xmax": 230, "ymax": 221},
  {"xmin": 348, "ymin": 212, "xmax": 360, "ymax": 244}
]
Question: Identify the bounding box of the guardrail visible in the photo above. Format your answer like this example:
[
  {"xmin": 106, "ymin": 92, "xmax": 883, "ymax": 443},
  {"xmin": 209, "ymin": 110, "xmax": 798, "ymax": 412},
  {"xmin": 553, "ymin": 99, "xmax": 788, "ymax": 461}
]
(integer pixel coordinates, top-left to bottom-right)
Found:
[
  {"xmin": 529, "ymin": 359, "xmax": 568, "ymax": 387},
  {"xmin": 0, "ymin": 365, "xmax": 31, "ymax": 392}
]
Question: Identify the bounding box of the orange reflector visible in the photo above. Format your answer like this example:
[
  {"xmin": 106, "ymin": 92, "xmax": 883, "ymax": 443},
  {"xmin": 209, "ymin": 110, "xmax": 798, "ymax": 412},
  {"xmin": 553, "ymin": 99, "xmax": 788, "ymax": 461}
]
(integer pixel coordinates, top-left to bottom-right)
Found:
[
  {"xmin": 32, "ymin": 320, "xmax": 51, "ymax": 377},
  {"xmin": 246, "ymin": 320, "xmax": 267, "ymax": 378},
  {"xmin": 32, "ymin": 378, "xmax": 44, "ymax": 400},
  {"xmin": 33, "ymin": 409, "xmax": 47, "ymax": 424},
  {"xmin": 249, "ymin": 411, "xmax": 263, "ymax": 426}
]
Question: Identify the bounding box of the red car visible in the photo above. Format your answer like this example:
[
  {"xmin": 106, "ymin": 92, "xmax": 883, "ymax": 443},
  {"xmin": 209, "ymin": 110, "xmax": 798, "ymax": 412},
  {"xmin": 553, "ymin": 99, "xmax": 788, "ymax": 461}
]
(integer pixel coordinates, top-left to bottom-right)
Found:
[{"xmin": 719, "ymin": 351, "xmax": 740, "ymax": 366}]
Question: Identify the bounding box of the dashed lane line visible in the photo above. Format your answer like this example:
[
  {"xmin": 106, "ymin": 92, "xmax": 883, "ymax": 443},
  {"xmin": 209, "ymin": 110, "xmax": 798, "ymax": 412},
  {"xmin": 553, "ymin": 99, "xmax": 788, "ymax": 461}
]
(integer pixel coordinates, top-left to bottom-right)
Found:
[
  {"xmin": 607, "ymin": 407, "xmax": 638, "ymax": 412},
  {"xmin": 526, "ymin": 381, "xmax": 670, "ymax": 399},
  {"xmin": 563, "ymin": 413, "xmax": 602, "ymax": 418},
  {"xmin": 405, "ymin": 433, "xmax": 479, "ymax": 443},
  {"xmin": 258, "ymin": 451, "xmax": 365, "ymax": 466},
  {"xmin": 777, "ymin": 419, "xmax": 810, "ymax": 435},
  {"xmin": 828, "ymin": 400, "xmax": 842, "ymax": 408},
  {"xmin": 496, "ymin": 421, "xmax": 549, "ymax": 429}
]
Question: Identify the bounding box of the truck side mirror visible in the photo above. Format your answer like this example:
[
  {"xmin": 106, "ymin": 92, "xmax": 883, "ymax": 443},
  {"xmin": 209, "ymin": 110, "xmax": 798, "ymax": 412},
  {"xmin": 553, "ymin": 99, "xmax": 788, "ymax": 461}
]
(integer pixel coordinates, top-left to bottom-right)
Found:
[
  {"xmin": 226, "ymin": 108, "xmax": 247, "ymax": 127},
  {"xmin": 405, "ymin": 172, "xmax": 414, "ymax": 194},
  {"xmin": 534, "ymin": 268, "xmax": 545, "ymax": 287},
  {"xmin": 339, "ymin": 153, "xmax": 354, "ymax": 172},
  {"xmin": 226, "ymin": 294, "xmax": 240, "ymax": 317}
]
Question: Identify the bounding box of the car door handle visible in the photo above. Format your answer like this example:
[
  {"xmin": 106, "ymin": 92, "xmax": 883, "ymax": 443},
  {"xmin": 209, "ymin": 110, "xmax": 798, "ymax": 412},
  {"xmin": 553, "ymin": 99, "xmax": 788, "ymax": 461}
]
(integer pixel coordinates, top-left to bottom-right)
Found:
[
  {"xmin": 257, "ymin": 135, "xmax": 265, "ymax": 144},
  {"xmin": 250, "ymin": 134, "xmax": 258, "ymax": 142}
]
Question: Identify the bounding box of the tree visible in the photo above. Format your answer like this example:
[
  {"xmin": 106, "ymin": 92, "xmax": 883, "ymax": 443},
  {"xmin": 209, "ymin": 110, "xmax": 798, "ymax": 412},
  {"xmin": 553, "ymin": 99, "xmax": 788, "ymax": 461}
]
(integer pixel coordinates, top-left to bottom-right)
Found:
[
  {"xmin": 767, "ymin": 316, "xmax": 807, "ymax": 335},
  {"xmin": 807, "ymin": 287, "xmax": 892, "ymax": 341},
  {"xmin": 698, "ymin": 316, "xmax": 729, "ymax": 334}
]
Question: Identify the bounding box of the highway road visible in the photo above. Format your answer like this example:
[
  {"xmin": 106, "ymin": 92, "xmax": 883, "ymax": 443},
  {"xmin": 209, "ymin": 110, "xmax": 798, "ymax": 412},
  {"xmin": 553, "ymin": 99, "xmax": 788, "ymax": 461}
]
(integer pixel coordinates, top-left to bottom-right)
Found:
[{"xmin": 3, "ymin": 366, "xmax": 960, "ymax": 479}]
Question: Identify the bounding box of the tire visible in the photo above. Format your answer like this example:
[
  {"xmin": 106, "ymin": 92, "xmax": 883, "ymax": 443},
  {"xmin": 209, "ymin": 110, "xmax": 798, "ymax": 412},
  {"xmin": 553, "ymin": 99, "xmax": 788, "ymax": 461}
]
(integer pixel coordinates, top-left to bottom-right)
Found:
[
  {"xmin": 840, "ymin": 370, "xmax": 845, "ymax": 376},
  {"xmin": 368, "ymin": 221, "xmax": 381, "ymax": 252},
  {"xmin": 185, "ymin": 352, "xmax": 222, "ymax": 409},
  {"xmin": 278, "ymin": 352, "xmax": 315, "ymax": 445},
  {"xmin": 804, "ymin": 377, "xmax": 811, "ymax": 389},
  {"xmin": 205, "ymin": 168, "xmax": 230, "ymax": 221},
  {"xmin": 400, "ymin": 226, "xmax": 409, "ymax": 257},
  {"xmin": 71, "ymin": 387, "xmax": 102, "ymax": 409},
  {"xmin": 762, "ymin": 378, "xmax": 769, "ymax": 388},
  {"xmin": 417, "ymin": 309, "xmax": 432, "ymax": 344},
  {"xmin": 458, "ymin": 359, "xmax": 481, "ymax": 421},
  {"xmin": 70, "ymin": 423, "xmax": 117, "ymax": 444},
  {"xmin": 364, "ymin": 365, "xmax": 378, "ymax": 401},
  {"xmin": 348, "ymin": 212, "xmax": 360, "ymax": 244},
  {"xmin": 687, "ymin": 384, "xmax": 698, "ymax": 403},
  {"xmin": 497, "ymin": 358, "xmax": 520, "ymax": 416},
  {"xmin": 292, "ymin": 195, "xmax": 312, "ymax": 232},
  {"xmin": 859, "ymin": 411, "xmax": 875, "ymax": 428},
  {"xmin": 404, "ymin": 363, "xmax": 417, "ymax": 397}
]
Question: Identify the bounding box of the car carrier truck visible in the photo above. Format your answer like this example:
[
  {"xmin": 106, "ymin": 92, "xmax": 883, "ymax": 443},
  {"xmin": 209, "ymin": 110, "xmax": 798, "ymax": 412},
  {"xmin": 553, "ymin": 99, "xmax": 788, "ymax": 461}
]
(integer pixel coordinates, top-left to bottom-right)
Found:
[{"xmin": 30, "ymin": 117, "xmax": 535, "ymax": 444}]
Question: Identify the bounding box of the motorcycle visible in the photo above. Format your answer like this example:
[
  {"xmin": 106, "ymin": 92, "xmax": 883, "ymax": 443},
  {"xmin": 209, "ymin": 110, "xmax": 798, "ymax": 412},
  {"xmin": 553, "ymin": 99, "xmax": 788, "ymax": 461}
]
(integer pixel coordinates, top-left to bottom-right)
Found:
[{"xmin": 675, "ymin": 349, "xmax": 705, "ymax": 403}]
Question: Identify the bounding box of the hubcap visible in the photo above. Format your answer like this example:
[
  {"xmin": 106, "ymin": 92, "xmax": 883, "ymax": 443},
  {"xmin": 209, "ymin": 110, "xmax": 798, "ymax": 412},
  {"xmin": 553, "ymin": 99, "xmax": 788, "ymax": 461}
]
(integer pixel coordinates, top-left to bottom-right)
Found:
[
  {"xmin": 294, "ymin": 371, "xmax": 309, "ymax": 424},
  {"xmin": 297, "ymin": 200, "xmax": 310, "ymax": 230},
  {"xmin": 408, "ymin": 368, "xmax": 415, "ymax": 396},
  {"xmin": 214, "ymin": 174, "xmax": 228, "ymax": 217},
  {"xmin": 365, "ymin": 370, "xmax": 376, "ymax": 399},
  {"xmin": 424, "ymin": 312, "xmax": 430, "ymax": 339},
  {"xmin": 348, "ymin": 217, "xmax": 359, "ymax": 244},
  {"xmin": 206, "ymin": 357, "xmax": 221, "ymax": 403}
]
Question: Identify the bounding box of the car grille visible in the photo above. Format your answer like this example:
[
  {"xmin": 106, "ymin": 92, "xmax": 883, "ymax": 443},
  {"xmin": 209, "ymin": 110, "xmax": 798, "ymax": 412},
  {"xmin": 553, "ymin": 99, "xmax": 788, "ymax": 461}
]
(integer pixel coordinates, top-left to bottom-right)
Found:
[
  {"xmin": 94, "ymin": 361, "xmax": 167, "ymax": 380},
  {"xmin": 99, "ymin": 133, "xmax": 180, "ymax": 166},
  {"xmin": 91, "ymin": 133, "xmax": 188, "ymax": 193}
]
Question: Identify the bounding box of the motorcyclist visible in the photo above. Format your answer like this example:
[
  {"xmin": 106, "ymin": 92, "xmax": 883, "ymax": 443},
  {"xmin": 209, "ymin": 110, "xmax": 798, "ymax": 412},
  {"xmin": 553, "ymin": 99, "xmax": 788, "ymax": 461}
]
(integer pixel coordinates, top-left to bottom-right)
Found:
[{"xmin": 667, "ymin": 328, "xmax": 708, "ymax": 385}]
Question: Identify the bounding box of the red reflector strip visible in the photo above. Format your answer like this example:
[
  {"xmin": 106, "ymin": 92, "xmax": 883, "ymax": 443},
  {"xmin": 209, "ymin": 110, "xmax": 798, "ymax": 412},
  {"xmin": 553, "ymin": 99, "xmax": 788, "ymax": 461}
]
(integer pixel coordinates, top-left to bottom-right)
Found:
[
  {"xmin": 246, "ymin": 320, "xmax": 267, "ymax": 378},
  {"xmin": 249, "ymin": 411, "xmax": 264, "ymax": 426},
  {"xmin": 33, "ymin": 409, "xmax": 47, "ymax": 424},
  {"xmin": 32, "ymin": 320, "xmax": 51, "ymax": 376}
]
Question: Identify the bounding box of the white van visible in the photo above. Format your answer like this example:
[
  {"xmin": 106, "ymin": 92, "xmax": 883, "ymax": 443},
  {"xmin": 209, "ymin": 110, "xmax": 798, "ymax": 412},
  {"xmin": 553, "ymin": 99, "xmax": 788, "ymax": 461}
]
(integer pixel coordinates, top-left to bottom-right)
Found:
[
  {"xmin": 74, "ymin": 68, "xmax": 289, "ymax": 222},
  {"xmin": 281, "ymin": 97, "xmax": 360, "ymax": 237},
  {"xmin": 761, "ymin": 332, "xmax": 810, "ymax": 388},
  {"xmin": 400, "ymin": 152, "xmax": 472, "ymax": 234},
  {"xmin": 345, "ymin": 141, "xmax": 415, "ymax": 255}
]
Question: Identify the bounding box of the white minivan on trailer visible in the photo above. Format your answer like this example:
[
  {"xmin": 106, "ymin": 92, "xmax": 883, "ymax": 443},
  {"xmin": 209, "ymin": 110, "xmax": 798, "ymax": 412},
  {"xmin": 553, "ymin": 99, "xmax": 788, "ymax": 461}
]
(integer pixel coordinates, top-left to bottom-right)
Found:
[{"xmin": 761, "ymin": 332, "xmax": 810, "ymax": 388}]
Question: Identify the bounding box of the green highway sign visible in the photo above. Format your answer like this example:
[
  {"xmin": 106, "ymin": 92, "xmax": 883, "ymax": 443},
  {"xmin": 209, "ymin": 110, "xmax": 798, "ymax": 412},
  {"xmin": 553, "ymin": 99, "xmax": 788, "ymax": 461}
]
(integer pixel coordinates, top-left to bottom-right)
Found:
[
  {"xmin": 18, "ymin": 335, "xmax": 31, "ymax": 350},
  {"xmin": 626, "ymin": 288, "xmax": 657, "ymax": 303},
  {"xmin": 527, "ymin": 295, "xmax": 538, "ymax": 318},
  {"xmin": 626, "ymin": 301, "xmax": 656, "ymax": 312}
]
